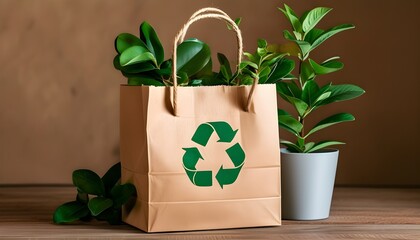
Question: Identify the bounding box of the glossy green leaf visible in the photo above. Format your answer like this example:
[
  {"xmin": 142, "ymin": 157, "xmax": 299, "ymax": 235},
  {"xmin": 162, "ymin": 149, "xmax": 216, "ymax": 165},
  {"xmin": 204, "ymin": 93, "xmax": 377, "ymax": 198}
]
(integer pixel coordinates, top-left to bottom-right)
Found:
[
  {"xmin": 120, "ymin": 48, "xmax": 157, "ymax": 67},
  {"xmin": 217, "ymin": 53, "xmax": 232, "ymax": 78},
  {"xmin": 278, "ymin": 109, "xmax": 303, "ymax": 136},
  {"xmin": 258, "ymin": 39, "xmax": 268, "ymax": 48},
  {"xmin": 76, "ymin": 189, "xmax": 89, "ymax": 204},
  {"xmin": 304, "ymin": 28, "xmax": 324, "ymax": 44},
  {"xmin": 300, "ymin": 61, "xmax": 315, "ymax": 83},
  {"xmin": 309, "ymin": 58, "xmax": 343, "ymax": 75},
  {"xmin": 244, "ymin": 52, "xmax": 258, "ymax": 63},
  {"xmin": 177, "ymin": 38, "xmax": 211, "ymax": 77},
  {"xmin": 88, "ymin": 197, "xmax": 113, "ymax": 216},
  {"xmin": 121, "ymin": 62, "xmax": 156, "ymax": 74},
  {"xmin": 317, "ymin": 84, "xmax": 365, "ymax": 106},
  {"xmin": 239, "ymin": 60, "xmax": 258, "ymax": 70},
  {"xmin": 177, "ymin": 71, "xmax": 189, "ymax": 85},
  {"xmin": 294, "ymin": 40, "xmax": 311, "ymax": 60},
  {"xmin": 306, "ymin": 140, "xmax": 345, "ymax": 153},
  {"xmin": 258, "ymin": 66, "xmax": 271, "ymax": 83},
  {"xmin": 312, "ymin": 82, "xmax": 332, "ymax": 105},
  {"xmin": 111, "ymin": 183, "xmax": 137, "ymax": 208},
  {"xmin": 281, "ymin": 140, "xmax": 303, "ymax": 153},
  {"xmin": 276, "ymin": 81, "xmax": 301, "ymax": 99},
  {"xmin": 311, "ymin": 24, "xmax": 355, "ymax": 51},
  {"xmin": 286, "ymin": 95, "xmax": 309, "ymax": 117},
  {"xmin": 279, "ymin": 4, "xmax": 302, "ymax": 35},
  {"xmin": 140, "ymin": 21, "xmax": 164, "ymax": 65},
  {"xmin": 115, "ymin": 33, "xmax": 146, "ymax": 54},
  {"xmin": 301, "ymin": 7, "xmax": 332, "ymax": 33},
  {"xmin": 102, "ymin": 162, "xmax": 121, "ymax": 194},
  {"xmin": 301, "ymin": 80, "xmax": 320, "ymax": 106},
  {"xmin": 304, "ymin": 142, "xmax": 315, "ymax": 152},
  {"xmin": 266, "ymin": 58, "xmax": 295, "ymax": 83},
  {"xmin": 305, "ymin": 113, "xmax": 355, "ymax": 138},
  {"xmin": 72, "ymin": 169, "xmax": 105, "ymax": 196},
  {"xmin": 53, "ymin": 201, "xmax": 89, "ymax": 224},
  {"xmin": 128, "ymin": 77, "xmax": 164, "ymax": 86},
  {"xmin": 194, "ymin": 58, "xmax": 213, "ymax": 79},
  {"xmin": 113, "ymin": 55, "xmax": 122, "ymax": 70}
]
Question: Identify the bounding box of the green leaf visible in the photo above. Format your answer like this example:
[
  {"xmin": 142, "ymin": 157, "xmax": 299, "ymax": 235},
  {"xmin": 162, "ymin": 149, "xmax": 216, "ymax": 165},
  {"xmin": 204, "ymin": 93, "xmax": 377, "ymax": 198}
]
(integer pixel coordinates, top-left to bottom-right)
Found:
[
  {"xmin": 194, "ymin": 58, "xmax": 213, "ymax": 79},
  {"xmin": 96, "ymin": 208, "xmax": 122, "ymax": 225},
  {"xmin": 304, "ymin": 28, "xmax": 324, "ymax": 44},
  {"xmin": 304, "ymin": 142, "xmax": 315, "ymax": 153},
  {"xmin": 72, "ymin": 169, "xmax": 105, "ymax": 196},
  {"xmin": 301, "ymin": 7, "xmax": 332, "ymax": 33},
  {"xmin": 281, "ymin": 140, "xmax": 303, "ymax": 153},
  {"xmin": 294, "ymin": 40, "xmax": 311, "ymax": 60},
  {"xmin": 227, "ymin": 17, "xmax": 242, "ymax": 30},
  {"xmin": 240, "ymin": 60, "xmax": 258, "ymax": 70},
  {"xmin": 257, "ymin": 66, "xmax": 271, "ymax": 84},
  {"xmin": 128, "ymin": 76, "xmax": 164, "ymax": 86},
  {"xmin": 177, "ymin": 71, "xmax": 189, "ymax": 85},
  {"xmin": 102, "ymin": 162, "xmax": 121, "ymax": 194},
  {"xmin": 309, "ymin": 58, "xmax": 343, "ymax": 75},
  {"xmin": 279, "ymin": 4, "xmax": 302, "ymax": 35},
  {"xmin": 217, "ymin": 53, "xmax": 232, "ymax": 78},
  {"xmin": 283, "ymin": 30, "xmax": 296, "ymax": 41},
  {"xmin": 111, "ymin": 183, "xmax": 137, "ymax": 208},
  {"xmin": 302, "ymin": 80, "xmax": 320, "ymax": 106},
  {"xmin": 140, "ymin": 21, "xmax": 164, "ymax": 65},
  {"xmin": 300, "ymin": 61, "xmax": 315, "ymax": 83},
  {"xmin": 76, "ymin": 189, "xmax": 89, "ymax": 204},
  {"xmin": 311, "ymin": 24, "xmax": 355, "ymax": 51},
  {"xmin": 305, "ymin": 113, "xmax": 355, "ymax": 138},
  {"xmin": 120, "ymin": 46, "xmax": 157, "ymax": 67},
  {"xmin": 318, "ymin": 84, "xmax": 365, "ymax": 106},
  {"xmin": 306, "ymin": 140, "xmax": 344, "ymax": 153},
  {"xmin": 88, "ymin": 197, "xmax": 113, "ymax": 216},
  {"xmin": 115, "ymin": 33, "xmax": 147, "ymax": 54},
  {"xmin": 278, "ymin": 109, "xmax": 303, "ymax": 136},
  {"xmin": 276, "ymin": 81, "xmax": 301, "ymax": 99},
  {"xmin": 177, "ymin": 38, "xmax": 211, "ymax": 77},
  {"xmin": 257, "ymin": 39, "xmax": 268, "ymax": 48},
  {"xmin": 120, "ymin": 62, "xmax": 156, "ymax": 74},
  {"xmin": 53, "ymin": 201, "xmax": 89, "ymax": 224},
  {"xmin": 285, "ymin": 96, "xmax": 309, "ymax": 117},
  {"xmin": 266, "ymin": 58, "xmax": 295, "ymax": 83}
]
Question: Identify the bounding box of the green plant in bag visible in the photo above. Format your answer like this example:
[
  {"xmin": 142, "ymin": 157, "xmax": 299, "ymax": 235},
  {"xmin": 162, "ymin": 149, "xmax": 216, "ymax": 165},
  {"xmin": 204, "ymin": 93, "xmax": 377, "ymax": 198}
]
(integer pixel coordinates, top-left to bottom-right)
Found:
[
  {"xmin": 114, "ymin": 21, "xmax": 213, "ymax": 86},
  {"xmin": 114, "ymin": 20, "xmax": 296, "ymax": 86},
  {"xmin": 53, "ymin": 162, "xmax": 136, "ymax": 225},
  {"xmin": 237, "ymin": 38, "xmax": 295, "ymax": 85},
  {"xmin": 276, "ymin": 4, "xmax": 365, "ymax": 153}
]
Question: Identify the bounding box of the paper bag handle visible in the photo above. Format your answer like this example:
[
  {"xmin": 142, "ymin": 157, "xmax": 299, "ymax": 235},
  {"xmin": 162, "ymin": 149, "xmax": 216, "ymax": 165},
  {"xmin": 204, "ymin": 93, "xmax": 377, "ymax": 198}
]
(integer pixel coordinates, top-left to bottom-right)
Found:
[{"xmin": 171, "ymin": 8, "xmax": 257, "ymax": 116}]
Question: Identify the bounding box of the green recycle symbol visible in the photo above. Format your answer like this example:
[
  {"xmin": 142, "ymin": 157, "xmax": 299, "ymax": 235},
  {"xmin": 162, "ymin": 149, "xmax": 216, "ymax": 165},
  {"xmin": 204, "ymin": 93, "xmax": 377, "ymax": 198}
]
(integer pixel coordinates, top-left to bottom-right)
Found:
[{"xmin": 182, "ymin": 121, "xmax": 245, "ymax": 189}]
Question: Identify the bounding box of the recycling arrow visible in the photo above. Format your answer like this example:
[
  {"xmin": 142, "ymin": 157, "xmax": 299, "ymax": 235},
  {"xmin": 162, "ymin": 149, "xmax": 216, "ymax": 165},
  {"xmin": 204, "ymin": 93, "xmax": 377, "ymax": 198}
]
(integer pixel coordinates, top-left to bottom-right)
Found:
[
  {"xmin": 182, "ymin": 121, "xmax": 245, "ymax": 189},
  {"xmin": 215, "ymin": 143, "xmax": 245, "ymax": 188},
  {"xmin": 182, "ymin": 147, "xmax": 212, "ymax": 187},
  {"xmin": 191, "ymin": 121, "xmax": 238, "ymax": 147}
]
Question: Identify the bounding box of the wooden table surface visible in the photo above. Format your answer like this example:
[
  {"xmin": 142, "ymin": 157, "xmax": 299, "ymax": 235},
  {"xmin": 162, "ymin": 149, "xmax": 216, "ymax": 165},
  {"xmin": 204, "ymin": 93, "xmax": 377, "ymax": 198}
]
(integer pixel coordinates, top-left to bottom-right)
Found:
[{"xmin": 0, "ymin": 186, "xmax": 419, "ymax": 239}]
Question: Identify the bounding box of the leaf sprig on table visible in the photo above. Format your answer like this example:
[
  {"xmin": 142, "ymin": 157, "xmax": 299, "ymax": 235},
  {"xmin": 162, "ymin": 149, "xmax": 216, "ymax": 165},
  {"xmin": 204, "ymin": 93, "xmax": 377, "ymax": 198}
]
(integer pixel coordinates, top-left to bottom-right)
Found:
[{"xmin": 53, "ymin": 162, "xmax": 136, "ymax": 225}]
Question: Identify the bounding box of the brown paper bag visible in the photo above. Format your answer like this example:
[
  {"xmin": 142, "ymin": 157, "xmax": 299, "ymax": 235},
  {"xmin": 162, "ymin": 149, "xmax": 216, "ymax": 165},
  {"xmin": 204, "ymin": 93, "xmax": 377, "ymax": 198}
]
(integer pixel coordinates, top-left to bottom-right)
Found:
[{"xmin": 120, "ymin": 8, "xmax": 281, "ymax": 232}]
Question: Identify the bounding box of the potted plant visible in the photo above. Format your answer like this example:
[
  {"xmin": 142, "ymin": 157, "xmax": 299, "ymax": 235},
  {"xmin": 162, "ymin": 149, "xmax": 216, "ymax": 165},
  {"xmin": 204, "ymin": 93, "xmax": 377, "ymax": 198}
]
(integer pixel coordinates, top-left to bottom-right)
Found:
[{"xmin": 276, "ymin": 4, "xmax": 365, "ymax": 220}]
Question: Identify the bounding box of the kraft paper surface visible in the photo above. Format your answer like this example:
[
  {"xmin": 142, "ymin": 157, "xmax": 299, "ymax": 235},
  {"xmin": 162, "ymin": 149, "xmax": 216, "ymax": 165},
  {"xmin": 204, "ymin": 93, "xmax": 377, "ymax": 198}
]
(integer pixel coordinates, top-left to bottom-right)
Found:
[{"xmin": 120, "ymin": 84, "xmax": 281, "ymax": 232}]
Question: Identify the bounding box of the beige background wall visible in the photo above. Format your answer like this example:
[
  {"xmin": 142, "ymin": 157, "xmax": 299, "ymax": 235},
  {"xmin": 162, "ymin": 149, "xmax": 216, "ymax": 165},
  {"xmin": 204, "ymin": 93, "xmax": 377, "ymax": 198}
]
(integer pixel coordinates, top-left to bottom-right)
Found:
[{"xmin": 0, "ymin": 0, "xmax": 419, "ymax": 185}]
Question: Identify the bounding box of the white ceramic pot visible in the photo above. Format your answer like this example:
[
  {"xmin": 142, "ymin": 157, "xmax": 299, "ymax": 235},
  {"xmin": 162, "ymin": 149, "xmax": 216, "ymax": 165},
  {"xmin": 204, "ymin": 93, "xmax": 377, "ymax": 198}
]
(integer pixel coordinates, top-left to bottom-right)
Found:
[{"xmin": 281, "ymin": 148, "xmax": 339, "ymax": 220}]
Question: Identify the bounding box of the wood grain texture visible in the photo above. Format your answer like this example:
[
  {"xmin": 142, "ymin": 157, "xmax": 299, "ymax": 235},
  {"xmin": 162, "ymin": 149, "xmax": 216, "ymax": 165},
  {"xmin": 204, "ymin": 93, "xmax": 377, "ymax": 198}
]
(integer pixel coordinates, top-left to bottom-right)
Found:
[{"xmin": 0, "ymin": 187, "xmax": 420, "ymax": 239}]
